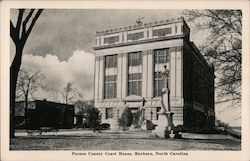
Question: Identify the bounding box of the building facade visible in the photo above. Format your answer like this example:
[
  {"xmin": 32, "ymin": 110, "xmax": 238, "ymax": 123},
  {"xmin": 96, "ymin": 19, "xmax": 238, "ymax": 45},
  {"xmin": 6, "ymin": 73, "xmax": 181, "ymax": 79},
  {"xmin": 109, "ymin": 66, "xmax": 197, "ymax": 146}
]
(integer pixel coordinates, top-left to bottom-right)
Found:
[{"xmin": 93, "ymin": 17, "xmax": 215, "ymax": 128}]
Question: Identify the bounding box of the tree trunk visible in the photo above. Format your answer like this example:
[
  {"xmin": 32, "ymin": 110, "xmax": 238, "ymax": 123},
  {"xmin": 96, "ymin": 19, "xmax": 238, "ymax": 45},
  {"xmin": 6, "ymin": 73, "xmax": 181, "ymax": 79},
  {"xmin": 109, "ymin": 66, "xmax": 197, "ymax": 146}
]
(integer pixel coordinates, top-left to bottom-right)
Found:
[
  {"xmin": 24, "ymin": 93, "xmax": 28, "ymax": 131},
  {"xmin": 10, "ymin": 47, "xmax": 23, "ymax": 138}
]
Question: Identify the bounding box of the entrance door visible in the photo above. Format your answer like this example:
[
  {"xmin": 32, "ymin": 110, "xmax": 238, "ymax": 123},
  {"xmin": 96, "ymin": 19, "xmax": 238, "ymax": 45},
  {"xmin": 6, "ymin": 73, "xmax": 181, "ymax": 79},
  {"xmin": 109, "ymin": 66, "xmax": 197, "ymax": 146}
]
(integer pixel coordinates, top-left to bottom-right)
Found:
[{"xmin": 129, "ymin": 107, "xmax": 139, "ymax": 126}]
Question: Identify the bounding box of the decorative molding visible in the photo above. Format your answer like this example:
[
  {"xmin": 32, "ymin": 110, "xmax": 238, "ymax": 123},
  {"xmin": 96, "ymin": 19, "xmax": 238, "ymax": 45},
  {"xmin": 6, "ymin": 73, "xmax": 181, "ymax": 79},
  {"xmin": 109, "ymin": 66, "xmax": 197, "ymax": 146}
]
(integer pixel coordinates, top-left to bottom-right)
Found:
[
  {"xmin": 104, "ymin": 36, "xmax": 119, "ymax": 44},
  {"xmin": 127, "ymin": 32, "xmax": 144, "ymax": 41},
  {"xmin": 153, "ymin": 27, "xmax": 171, "ymax": 37},
  {"xmin": 170, "ymin": 46, "xmax": 182, "ymax": 52},
  {"xmin": 123, "ymin": 95, "xmax": 144, "ymax": 102},
  {"xmin": 96, "ymin": 17, "xmax": 185, "ymax": 36},
  {"xmin": 94, "ymin": 36, "xmax": 184, "ymax": 54},
  {"xmin": 94, "ymin": 35, "xmax": 184, "ymax": 50}
]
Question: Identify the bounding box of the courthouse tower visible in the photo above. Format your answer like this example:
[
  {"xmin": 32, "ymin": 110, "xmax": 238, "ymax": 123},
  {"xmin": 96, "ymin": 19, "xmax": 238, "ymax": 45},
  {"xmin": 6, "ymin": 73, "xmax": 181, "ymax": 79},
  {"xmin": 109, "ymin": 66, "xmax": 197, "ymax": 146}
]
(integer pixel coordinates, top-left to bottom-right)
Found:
[{"xmin": 93, "ymin": 17, "xmax": 215, "ymax": 128}]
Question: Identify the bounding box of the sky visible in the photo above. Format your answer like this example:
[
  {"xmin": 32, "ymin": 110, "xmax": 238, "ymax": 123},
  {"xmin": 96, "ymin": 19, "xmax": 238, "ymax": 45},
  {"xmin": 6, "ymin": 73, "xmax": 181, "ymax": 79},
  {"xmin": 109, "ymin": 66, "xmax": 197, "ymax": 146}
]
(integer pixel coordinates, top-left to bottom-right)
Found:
[{"xmin": 10, "ymin": 9, "xmax": 240, "ymax": 126}]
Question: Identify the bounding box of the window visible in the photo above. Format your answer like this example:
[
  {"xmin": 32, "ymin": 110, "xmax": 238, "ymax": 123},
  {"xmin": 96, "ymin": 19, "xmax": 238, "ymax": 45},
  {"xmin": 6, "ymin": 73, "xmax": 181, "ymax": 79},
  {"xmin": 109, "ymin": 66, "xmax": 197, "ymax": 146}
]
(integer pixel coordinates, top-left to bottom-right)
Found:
[
  {"xmin": 153, "ymin": 27, "xmax": 172, "ymax": 37},
  {"xmin": 156, "ymin": 107, "xmax": 161, "ymax": 120},
  {"xmin": 127, "ymin": 52, "xmax": 142, "ymax": 96},
  {"xmin": 154, "ymin": 48, "xmax": 169, "ymax": 97},
  {"xmin": 104, "ymin": 55, "xmax": 117, "ymax": 99},
  {"xmin": 105, "ymin": 55, "xmax": 117, "ymax": 68},
  {"xmin": 104, "ymin": 75, "xmax": 117, "ymax": 99},
  {"xmin": 127, "ymin": 32, "xmax": 144, "ymax": 41},
  {"xmin": 128, "ymin": 73, "xmax": 142, "ymax": 96},
  {"xmin": 104, "ymin": 36, "xmax": 119, "ymax": 44},
  {"xmin": 154, "ymin": 48, "xmax": 170, "ymax": 64},
  {"xmin": 106, "ymin": 108, "xmax": 113, "ymax": 119},
  {"xmin": 128, "ymin": 52, "xmax": 142, "ymax": 66},
  {"xmin": 154, "ymin": 72, "xmax": 165, "ymax": 97}
]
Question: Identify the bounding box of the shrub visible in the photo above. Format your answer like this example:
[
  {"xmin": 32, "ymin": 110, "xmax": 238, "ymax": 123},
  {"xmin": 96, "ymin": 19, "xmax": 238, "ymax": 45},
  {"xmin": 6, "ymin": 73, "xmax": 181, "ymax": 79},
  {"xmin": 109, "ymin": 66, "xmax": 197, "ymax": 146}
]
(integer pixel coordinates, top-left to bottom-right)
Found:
[
  {"xmin": 132, "ymin": 111, "xmax": 141, "ymax": 128},
  {"xmin": 146, "ymin": 120, "xmax": 156, "ymax": 130},
  {"xmin": 75, "ymin": 115, "xmax": 83, "ymax": 128},
  {"xmin": 119, "ymin": 107, "xmax": 133, "ymax": 129},
  {"xmin": 87, "ymin": 107, "xmax": 101, "ymax": 131}
]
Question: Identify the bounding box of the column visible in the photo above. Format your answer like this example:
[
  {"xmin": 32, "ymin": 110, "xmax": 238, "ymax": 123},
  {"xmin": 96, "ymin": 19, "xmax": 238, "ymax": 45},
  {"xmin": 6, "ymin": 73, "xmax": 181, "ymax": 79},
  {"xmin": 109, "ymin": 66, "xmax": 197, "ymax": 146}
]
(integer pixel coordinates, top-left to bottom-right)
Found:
[
  {"xmin": 117, "ymin": 54, "xmax": 123, "ymax": 99},
  {"xmin": 98, "ymin": 56, "xmax": 104, "ymax": 99},
  {"xmin": 142, "ymin": 51, "xmax": 148, "ymax": 98},
  {"xmin": 100, "ymin": 35, "xmax": 104, "ymax": 46},
  {"xmin": 148, "ymin": 27, "xmax": 153, "ymax": 38},
  {"xmin": 95, "ymin": 36, "xmax": 99, "ymax": 46},
  {"xmin": 119, "ymin": 32, "xmax": 123, "ymax": 43},
  {"xmin": 121, "ymin": 53, "xmax": 128, "ymax": 98},
  {"xmin": 143, "ymin": 28, "xmax": 147, "ymax": 40},
  {"xmin": 170, "ymin": 47, "xmax": 176, "ymax": 97},
  {"xmin": 147, "ymin": 50, "xmax": 153, "ymax": 98},
  {"xmin": 94, "ymin": 57, "xmax": 100, "ymax": 100},
  {"xmin": 175, "ymin": 46, "xmax": 183, "ymax": 98},
  {"xmin": 123, "ymin": 31, "xmax": 128, "ymax": 43}
]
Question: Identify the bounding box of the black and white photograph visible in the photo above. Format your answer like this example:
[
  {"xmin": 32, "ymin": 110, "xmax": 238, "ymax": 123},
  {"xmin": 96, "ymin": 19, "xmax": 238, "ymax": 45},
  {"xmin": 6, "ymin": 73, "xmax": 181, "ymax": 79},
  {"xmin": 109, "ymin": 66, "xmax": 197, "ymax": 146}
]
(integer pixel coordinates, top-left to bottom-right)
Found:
[{"xmin": 1, "ymin": 1, "xmax": 249, "ymax": 161}]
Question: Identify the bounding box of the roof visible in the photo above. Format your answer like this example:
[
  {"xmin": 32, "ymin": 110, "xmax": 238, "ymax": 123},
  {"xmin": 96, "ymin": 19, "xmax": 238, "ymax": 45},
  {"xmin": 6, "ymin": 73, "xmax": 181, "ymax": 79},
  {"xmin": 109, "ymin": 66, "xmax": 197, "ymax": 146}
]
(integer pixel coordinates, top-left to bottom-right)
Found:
[{"xmin": 95, "ymin": 17, "xmax": 189, "ymax": 36}]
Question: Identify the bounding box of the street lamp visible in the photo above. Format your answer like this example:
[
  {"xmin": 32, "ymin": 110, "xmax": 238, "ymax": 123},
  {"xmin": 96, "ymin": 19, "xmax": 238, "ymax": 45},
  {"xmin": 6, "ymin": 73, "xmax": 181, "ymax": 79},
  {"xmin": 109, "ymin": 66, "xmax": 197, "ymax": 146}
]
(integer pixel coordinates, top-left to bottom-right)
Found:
[
  {"xmin": 152, "ymin": 65, "xmax": 175, "ymax": 138},
  {"xmin": 161, "ymin": 64, "xmax": 171, "ymax": 112}
]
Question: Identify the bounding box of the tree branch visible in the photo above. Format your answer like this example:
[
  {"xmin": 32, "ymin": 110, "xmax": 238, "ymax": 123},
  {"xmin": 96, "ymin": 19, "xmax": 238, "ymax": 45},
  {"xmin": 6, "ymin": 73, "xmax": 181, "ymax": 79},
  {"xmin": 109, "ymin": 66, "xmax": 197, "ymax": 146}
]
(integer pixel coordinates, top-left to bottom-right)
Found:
[
  {"xmin": 10, "ymin": 21, "xmax": 17, "ymax": 43},
  {"xmin": 22, "ymin": 9, "xmax": 35, "ymax": 36},
  {"xmin": 15, "ymin": 9, "xmax": 25, "ymax": 38},
  {"xmin": 21, "ymin": 9, "xmax": 43, "ymax": 44}
]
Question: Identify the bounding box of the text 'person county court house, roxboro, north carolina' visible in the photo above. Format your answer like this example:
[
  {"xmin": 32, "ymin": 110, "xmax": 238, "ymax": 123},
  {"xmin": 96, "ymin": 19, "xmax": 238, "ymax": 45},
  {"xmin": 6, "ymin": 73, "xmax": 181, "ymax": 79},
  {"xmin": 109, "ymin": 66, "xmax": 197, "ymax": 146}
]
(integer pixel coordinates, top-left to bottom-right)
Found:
[{"xmin": 92, "ymin": 17, "xmax": 215, "ymax": 129}]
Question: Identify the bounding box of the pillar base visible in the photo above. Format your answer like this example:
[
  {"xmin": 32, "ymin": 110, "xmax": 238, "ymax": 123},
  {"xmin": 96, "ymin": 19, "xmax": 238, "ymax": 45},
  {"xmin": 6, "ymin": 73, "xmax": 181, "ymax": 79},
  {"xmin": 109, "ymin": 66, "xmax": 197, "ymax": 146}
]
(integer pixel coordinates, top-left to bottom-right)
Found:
[
  {"xmin": 152, "ymin": 111, "xmax": 174, "ymax": 138},
  {"xmin": 109, "ymin": 119, "xmax": 120, "ymax": 131}
]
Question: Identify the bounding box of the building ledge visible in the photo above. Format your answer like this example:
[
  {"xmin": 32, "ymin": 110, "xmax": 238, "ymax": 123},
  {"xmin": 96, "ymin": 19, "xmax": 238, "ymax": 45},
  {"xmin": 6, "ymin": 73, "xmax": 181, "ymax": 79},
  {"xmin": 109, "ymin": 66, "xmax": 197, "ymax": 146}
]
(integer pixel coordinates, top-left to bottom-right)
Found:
[
  {"xmin": 93, "ymin": 34, "xmax": 185, "ymax": 50},
  {"xmin": 123, "ymin": 95, "xmax": 144, "ymax": 102}
]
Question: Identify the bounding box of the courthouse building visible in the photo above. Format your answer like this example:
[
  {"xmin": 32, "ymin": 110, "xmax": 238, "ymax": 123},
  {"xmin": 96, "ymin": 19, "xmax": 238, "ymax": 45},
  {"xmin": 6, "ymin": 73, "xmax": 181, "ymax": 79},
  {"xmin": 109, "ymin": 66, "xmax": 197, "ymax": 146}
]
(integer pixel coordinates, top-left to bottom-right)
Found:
[{"xmin": 93, "ymin": 17, "xmax": 215, "ymax": 128}]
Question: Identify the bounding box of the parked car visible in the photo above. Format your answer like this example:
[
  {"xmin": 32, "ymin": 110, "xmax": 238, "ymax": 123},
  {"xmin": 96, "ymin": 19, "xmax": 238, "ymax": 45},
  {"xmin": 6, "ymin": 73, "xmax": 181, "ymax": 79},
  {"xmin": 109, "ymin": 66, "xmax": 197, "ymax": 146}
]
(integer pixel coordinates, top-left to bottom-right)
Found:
[{"xmin": 95, "ymin": 123, "xmax": 111, "ymax": 130}]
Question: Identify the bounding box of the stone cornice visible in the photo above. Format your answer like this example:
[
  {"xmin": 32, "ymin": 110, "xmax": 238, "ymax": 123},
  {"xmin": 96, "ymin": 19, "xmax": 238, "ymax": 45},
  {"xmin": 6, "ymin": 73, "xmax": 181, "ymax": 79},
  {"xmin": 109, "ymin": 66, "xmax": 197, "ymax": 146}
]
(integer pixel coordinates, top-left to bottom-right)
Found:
[
  {"xmin": 170, "ymin": 46, "xmax": 182, "ymax": 52},
  {"xmin": 95, "ymin": 17, "xmax": 189, "ymax": 36},
  {"xmin": 123, "ymin": 95, "xmax": 144, "ymax": 102},
  {"xmin": 93, "ymin": 34, "xmax": 185, "ymax": 50}
]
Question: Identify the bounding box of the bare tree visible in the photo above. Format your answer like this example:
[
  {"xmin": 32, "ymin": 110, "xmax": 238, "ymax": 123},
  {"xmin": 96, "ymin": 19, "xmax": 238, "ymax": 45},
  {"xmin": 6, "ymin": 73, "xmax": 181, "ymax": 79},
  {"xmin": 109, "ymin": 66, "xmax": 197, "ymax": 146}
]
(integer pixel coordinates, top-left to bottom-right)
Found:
[
  {"xmin": 74, "ymin": 100, "xmax": 94, "ymax": 114},
  {"xmin": 183, "ymin": 10, "xmax": 242, "ymax": 105},
  {"xmin": 10, "ymin": 9, "xmax": 43, "ymax": 138},
  {"xmin": 16, "ymin": 69, "xmax": 45, "ymax": 131},
  {"xmin": 61, "ymin": 82, "xmax": 83, "ymax": 105}
]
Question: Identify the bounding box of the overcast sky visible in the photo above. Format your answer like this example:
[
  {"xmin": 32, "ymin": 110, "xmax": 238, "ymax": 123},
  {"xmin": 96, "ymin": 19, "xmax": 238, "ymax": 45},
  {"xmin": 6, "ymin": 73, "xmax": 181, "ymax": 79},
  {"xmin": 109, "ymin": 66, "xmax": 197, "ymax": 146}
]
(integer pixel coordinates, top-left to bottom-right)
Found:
[
  {"xmin": 10, "ymin": 9, "xmax": 190, "ymax": 100},
  {"xmin": 10, "ymin": 9, "xmax": 239, "ymax": 125}
]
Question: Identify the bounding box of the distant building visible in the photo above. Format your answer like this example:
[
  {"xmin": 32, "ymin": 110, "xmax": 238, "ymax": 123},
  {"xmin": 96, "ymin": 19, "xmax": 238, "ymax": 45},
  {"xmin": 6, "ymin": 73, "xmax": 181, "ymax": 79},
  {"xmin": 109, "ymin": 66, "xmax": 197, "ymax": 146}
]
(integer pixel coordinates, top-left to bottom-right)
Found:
[
  {"xmin": 15, "ymin": 100, "xmax": 74, "ymax": 129},
  {"xmin": 93, "ymin": 17, "xmax": 215, "ymax": 128}
]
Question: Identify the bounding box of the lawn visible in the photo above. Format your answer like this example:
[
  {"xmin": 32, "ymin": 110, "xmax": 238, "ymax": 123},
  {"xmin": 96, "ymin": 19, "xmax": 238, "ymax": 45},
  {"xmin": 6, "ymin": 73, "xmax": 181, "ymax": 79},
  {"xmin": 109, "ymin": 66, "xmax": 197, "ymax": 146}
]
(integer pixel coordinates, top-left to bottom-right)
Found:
[{"xmin": 10, "ymin": 131, "xmax": 241, "ymax": 150}]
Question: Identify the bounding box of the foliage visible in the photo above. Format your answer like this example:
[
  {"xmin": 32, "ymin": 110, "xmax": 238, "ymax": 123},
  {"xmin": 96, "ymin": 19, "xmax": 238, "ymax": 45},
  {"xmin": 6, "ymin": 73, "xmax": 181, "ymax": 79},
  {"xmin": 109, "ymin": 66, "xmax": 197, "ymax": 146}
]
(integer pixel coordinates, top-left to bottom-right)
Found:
[
  {"xmin": 87, "ymin": 107, "xmax": 101, "ymax": 131},
  {"xmin": 183, "ymin": 10, "xmax": 242, "ymax": 105},
  {"xmin": 146, "ymin": 120, "xmax": 156, "ymax": 130},
  {"xmin": 119, "ymin": 107, "xmax": 133, "ymax": 129},
  {"xmin": 74, "ymin": 100, "xmax": 94, "ymax": 128},
  {"xmin": 131, "ymin": 111, "xmax": 141, "ymax": 127},
  {"xmin": 131, "ymin": 109, "xmax": 145, "ymax": 129},
  {"xmin": 75, "ymin": 115, "xmax": 83, "ymax": 128}
]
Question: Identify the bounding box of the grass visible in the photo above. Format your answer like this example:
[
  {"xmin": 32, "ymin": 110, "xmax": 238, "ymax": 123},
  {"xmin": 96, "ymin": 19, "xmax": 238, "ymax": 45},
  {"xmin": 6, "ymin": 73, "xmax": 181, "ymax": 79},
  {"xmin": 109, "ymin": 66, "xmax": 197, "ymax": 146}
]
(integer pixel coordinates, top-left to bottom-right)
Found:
[{"xmin": 10, "ymin": 131, "xmax": 241, "ymax": 150}]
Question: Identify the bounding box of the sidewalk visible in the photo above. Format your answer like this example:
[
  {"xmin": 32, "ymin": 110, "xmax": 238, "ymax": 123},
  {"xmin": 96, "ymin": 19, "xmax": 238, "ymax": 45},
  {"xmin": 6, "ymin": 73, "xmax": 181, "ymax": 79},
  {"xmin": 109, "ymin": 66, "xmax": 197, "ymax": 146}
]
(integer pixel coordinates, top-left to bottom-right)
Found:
[
  {"xmin": 15, "ymin": 129, "xmax": 240, "ymax": 141},
  {"xmin": 181, "ymin": 133, "xmax": 239, "ymax": 141},
  {"xmin": 15, "ymin": 129, "xmax": 95, "ymax": 137}
]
